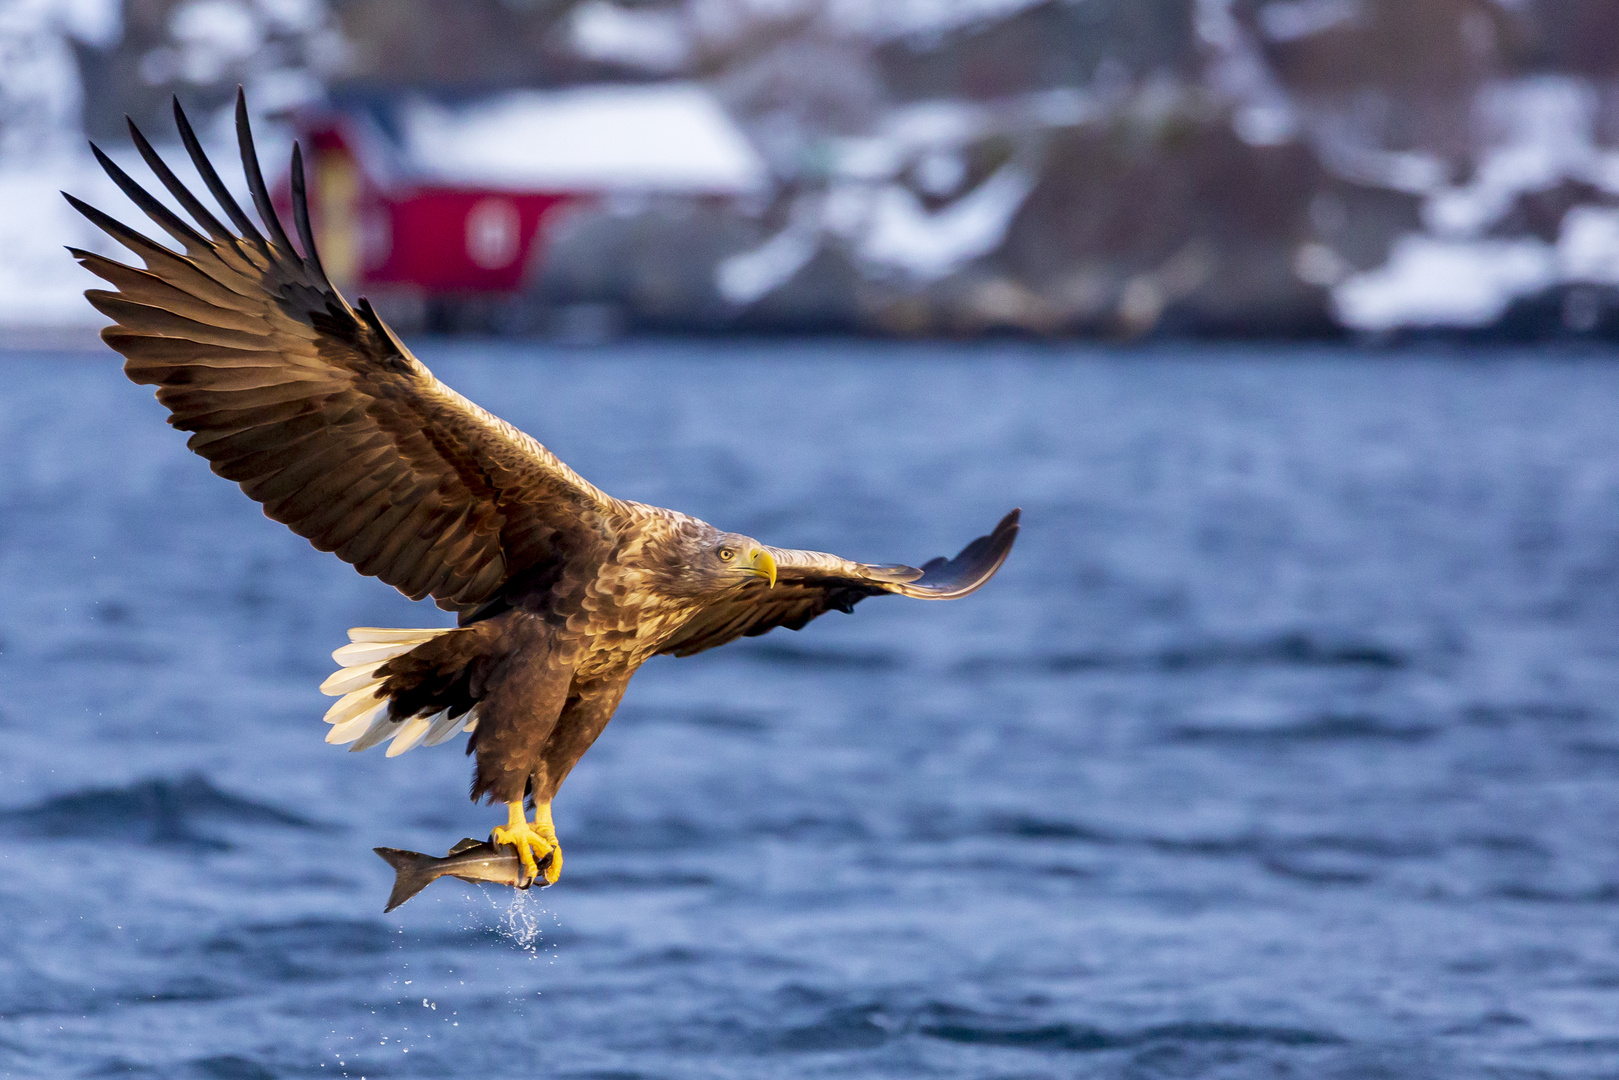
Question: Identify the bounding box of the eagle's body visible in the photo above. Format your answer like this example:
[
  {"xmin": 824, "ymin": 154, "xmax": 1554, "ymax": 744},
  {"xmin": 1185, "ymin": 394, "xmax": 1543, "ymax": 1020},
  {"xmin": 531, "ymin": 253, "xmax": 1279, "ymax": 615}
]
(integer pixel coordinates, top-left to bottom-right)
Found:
[{"xmin": 69, "ymin": 93, "xmax": 1018, "ymax": 883}]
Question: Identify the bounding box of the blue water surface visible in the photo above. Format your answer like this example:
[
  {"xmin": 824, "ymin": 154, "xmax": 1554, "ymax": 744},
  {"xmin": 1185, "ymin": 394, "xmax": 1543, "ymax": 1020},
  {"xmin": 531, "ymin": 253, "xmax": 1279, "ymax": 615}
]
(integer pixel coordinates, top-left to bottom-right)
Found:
[{"xmin": 4, "ymin": 339, "xmax": 1619, "ymax": 1078}]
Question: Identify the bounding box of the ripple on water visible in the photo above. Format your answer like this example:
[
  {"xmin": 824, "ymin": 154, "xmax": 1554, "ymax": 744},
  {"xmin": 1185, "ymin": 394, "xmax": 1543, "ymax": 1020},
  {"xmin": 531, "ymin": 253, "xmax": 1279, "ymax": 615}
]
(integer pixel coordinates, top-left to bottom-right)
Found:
[{"xmin": 0, "ymin": 774, "xmax": 319, "ymax": 850}]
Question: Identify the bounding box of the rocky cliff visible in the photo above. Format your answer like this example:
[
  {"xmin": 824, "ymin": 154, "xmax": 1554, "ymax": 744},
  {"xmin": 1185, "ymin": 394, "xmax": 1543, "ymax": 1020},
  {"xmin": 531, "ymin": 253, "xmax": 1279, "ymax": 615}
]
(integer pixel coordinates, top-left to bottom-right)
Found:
[{"xmin": 22, "ymin": 0, "xmax": 1619, "ymax": 337}]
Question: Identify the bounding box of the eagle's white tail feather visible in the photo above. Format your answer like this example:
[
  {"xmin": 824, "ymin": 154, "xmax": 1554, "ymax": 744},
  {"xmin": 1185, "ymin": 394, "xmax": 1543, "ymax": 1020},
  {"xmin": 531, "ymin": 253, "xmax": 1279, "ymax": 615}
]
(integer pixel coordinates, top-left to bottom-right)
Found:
[
  {"xmin": 347, "ymin": 627, "xmax": 455, "ymax": 644},
  {"xmin": 327, "ymin": 702, "xmax": 387, "ymax": 744},
  {"xmin": 320, "ymin": 660, "xmax": 388, "ymax": 696},
  {"xmin": 331, "ymin": 640, "xmax": 424, "ymax": 667},
  {"xmin": 350, "ymin": 709, "xmax": 400, "ymax": 752},
  {"xmin": 324, "ymin": 686, "xmax": 385, "ymax": 726},
  {"xmin": 385, "ymin": 712, "xmax": 436, "ymax": 757},
  {"xmin": 424, "ymin": 708, "xmax": 473, "ymax": 747},
  {"xmin": 320, "ymin": 626, "xmax": 470, "ymax": 754}
]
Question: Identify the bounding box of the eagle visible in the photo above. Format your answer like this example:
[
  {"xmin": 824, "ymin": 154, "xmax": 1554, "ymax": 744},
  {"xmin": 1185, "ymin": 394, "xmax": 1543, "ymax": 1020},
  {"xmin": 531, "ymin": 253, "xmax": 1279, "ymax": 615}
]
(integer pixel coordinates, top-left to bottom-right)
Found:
[{"xmin": 67, "ymin": 92, "xmax": 1019, "ymax": 885}]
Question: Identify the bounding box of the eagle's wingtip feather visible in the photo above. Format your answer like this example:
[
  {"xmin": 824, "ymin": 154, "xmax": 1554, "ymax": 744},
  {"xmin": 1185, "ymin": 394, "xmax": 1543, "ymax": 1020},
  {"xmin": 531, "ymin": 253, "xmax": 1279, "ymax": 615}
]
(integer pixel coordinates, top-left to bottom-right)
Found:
[{"xmin": 891, "ymin": 508, "xmax": 1019, "ymax": 600}]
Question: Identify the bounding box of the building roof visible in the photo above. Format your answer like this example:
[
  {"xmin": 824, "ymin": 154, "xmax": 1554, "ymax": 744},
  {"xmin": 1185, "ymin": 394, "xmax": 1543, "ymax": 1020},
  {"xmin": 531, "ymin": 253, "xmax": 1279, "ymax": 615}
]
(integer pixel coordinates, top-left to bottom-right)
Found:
[{"xmin": 394, "ymin": 83, "xmax": 768, "ymax": 195}]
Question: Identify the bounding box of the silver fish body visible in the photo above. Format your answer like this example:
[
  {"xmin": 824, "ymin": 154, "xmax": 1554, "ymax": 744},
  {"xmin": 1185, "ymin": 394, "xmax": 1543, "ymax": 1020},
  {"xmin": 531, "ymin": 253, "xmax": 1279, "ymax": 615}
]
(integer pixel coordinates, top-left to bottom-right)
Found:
[{"xmin": 374, "ymin": 837, "xmax": 553, "ymax": 912}]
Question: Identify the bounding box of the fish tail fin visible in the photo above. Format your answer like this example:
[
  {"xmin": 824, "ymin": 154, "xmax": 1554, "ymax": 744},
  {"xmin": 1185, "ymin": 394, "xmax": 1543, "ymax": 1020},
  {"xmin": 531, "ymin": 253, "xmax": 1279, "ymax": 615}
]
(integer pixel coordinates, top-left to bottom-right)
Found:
[{"xmin": 374, "ymin": 847, "xmax": 442, "ymax": 912}]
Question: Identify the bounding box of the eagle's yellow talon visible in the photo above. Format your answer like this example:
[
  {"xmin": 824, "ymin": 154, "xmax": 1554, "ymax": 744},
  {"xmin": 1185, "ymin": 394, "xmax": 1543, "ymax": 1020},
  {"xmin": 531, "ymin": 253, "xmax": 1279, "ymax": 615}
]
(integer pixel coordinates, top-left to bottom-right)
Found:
[
  {"xmin": 490, "ymin": 822, "xmax": 548, "ymax": 881},
  {"xmin": 490, "ymin": 800, "xmax": 561, "ymax": 887},
  {"xmin": 541, "ymin": 847, "xmax": 562, "ymax": 885}
]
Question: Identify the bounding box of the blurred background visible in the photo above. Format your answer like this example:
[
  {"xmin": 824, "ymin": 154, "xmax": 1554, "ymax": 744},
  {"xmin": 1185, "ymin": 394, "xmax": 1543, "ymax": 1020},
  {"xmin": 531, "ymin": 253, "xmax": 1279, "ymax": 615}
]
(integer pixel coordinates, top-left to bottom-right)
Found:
[
  {"xmin": 11, "ymin": 4, "xmax": 1619, "ymax": 1080},
  {"xmin": 8, "ymin": 0, "xmax": 1619, "ymax": 339}
]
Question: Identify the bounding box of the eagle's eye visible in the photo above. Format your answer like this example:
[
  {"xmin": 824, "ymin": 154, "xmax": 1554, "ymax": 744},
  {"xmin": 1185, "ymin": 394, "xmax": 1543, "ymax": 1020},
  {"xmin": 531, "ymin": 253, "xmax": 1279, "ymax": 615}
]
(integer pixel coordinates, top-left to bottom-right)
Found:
[{"xmin": 718, "ymin": 547, "xmax": 735, "ymax": 562}]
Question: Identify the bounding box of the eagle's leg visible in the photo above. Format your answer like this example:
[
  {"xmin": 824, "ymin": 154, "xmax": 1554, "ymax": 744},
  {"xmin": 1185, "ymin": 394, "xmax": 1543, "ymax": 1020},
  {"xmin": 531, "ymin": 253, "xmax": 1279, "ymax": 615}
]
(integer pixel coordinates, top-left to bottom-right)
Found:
[{"xmin": 490, "ymin": 801, "xmax": 562, "ymax": 886}]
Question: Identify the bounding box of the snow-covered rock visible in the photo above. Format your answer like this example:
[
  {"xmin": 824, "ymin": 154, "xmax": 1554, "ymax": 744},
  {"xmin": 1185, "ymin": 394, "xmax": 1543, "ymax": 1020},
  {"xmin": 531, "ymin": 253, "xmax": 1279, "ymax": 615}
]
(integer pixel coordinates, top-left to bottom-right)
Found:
[{"xmin": 1333, "ymin": 235, "xmax": 1557, "ymax": 331}]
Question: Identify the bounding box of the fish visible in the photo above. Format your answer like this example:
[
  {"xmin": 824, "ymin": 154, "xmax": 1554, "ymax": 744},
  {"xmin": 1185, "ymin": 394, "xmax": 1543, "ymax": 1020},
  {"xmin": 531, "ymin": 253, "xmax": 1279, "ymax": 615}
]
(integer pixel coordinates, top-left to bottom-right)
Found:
[{"xmin": 373, "ymin": 837, "xmax": 553, "ymax": 912}]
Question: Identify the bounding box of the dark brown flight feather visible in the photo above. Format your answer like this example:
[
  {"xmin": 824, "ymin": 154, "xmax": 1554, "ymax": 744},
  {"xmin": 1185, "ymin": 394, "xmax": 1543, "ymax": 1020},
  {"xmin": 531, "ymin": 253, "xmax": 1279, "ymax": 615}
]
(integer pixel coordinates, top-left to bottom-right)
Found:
[{"xmin": 71, "ymin": 89, "xmax": 621, "ymax": 616}]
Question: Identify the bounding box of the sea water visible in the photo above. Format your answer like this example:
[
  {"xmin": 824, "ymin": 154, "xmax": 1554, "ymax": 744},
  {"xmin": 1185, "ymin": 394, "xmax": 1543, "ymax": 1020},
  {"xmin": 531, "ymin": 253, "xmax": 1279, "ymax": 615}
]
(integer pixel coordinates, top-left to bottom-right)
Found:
[{"xmin": 3, "ymin": 338, "xmax": 1619, "ymax": 1078}]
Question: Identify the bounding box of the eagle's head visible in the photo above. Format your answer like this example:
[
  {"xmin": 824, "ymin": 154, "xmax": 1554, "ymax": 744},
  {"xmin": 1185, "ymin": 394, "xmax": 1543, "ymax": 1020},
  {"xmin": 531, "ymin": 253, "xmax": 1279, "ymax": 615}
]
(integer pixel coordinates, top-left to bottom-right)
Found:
[
  {"xmin": 701, "ymin": 532, "xmax": 777, "ymax": 591},
  {"xmin": 653, "ymin": 526, "xmax": 778, "ymax": 599}
]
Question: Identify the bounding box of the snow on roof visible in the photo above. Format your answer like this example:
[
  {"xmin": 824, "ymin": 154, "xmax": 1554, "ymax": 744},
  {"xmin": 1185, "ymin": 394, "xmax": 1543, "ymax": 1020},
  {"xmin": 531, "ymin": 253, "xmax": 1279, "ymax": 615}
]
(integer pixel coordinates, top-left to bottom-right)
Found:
[{"xmin": 398, "ymin": 84, "xmax": 767, "ymax": 195}]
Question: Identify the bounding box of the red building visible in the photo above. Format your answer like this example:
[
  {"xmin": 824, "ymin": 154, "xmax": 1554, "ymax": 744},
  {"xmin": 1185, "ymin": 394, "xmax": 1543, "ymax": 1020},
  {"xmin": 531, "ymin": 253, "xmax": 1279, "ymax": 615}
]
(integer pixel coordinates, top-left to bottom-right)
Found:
[{"xmin": 274, "ymin": 85, "xmax": 768, "ymax": 302}]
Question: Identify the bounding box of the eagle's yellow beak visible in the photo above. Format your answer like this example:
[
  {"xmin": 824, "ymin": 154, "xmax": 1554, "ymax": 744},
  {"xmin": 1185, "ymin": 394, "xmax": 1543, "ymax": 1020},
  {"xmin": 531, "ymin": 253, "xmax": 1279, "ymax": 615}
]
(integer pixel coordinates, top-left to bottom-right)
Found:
[{"xmin": 745, "ymin": 546, "xmax": 777, "ymax": 588}]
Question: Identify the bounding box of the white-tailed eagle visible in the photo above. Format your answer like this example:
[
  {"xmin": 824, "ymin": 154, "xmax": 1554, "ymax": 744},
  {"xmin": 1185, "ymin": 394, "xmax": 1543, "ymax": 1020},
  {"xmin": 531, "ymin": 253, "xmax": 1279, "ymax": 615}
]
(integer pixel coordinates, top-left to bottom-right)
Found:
[{"xmin": 67, "ymin": 92, "xmax": 1019, "ymax": 884}]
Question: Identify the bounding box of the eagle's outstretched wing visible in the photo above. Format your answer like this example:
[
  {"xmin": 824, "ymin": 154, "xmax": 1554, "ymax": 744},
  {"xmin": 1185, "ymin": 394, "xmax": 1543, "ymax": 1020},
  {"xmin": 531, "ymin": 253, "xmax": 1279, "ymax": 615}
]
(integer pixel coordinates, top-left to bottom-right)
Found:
[
  {"xmin": 68, "ymin": 92, "xmax": 621, "ymax": 615},
  {"xmin": 658, "ymin": 509, "xmax": 1019, "ymax": 657}
]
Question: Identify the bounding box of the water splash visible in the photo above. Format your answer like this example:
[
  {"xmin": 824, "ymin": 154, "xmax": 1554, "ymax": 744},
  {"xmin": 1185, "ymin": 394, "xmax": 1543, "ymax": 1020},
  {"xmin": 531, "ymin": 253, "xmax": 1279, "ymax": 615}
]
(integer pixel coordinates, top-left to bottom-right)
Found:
[{"xmin": 477, "ymin": 882, "xmax": 557, "ymax": 955}]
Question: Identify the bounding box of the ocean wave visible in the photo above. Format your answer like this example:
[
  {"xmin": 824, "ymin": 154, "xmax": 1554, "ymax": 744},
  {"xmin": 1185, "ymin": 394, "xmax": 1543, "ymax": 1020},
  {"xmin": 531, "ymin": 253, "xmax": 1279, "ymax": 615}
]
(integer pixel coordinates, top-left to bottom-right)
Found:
[
  {"xmin": 0, "ymin": 774, "xmax": 321, "ymax": 850},
  {"xmin": 958, "ymin": 632, "xmax": 1407, "ymax": 677}
]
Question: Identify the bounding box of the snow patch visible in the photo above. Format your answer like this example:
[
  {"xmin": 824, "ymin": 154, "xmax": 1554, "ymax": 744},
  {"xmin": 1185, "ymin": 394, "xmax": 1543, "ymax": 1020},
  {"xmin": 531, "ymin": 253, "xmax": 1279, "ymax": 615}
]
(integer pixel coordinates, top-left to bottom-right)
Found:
[
  {"xmin": 0, "ymin": 0, "xmax": 115, "ymax": 158},
  {"xmin": 568, "ymin": 1, "xmax": 692, "ymax": 73},
  {"xmin": 1314, "ymin": 140, "xmax": 1448, "ymax": 194},
  {"xmin": 716, "ymin": 196, "xmax": 822, "ymax": 304},
  {"xmin": 855, "ymin": 161, "xmax": 1034, "ymax": 280},
  {"xmin": 170, "ymin": 0, "xmax": 260, "ymax": 57},
  {"xmin": 1333, "ymin": 235, "xmax": 1555, "ymax": 330},
  {"xmin": 1197, "ymin": 0, "xmax": 1301, "ymax": 148},
  {"xmin": 1257, "ymin": 0, "xmax": 1361, "ymax": 42},
  {"xmin": 1233, "ymin": 103, "xmax": 1298, "ymax": 147},
  {"xmin": 0, "ymin": 153, "xmax": 114, "ymax": 327},
  {"xmin": 1426, "ymin": 77, "xmax": 1609, "ymax": 237},
  {"xmin": 830, "ymin": 0, "xmax": 1047, "ymax": 42},
  {"xmin": 166, "ymin": 0, "xmax": 264, "ymax": 85},
  {"xmin": 0, "ymin": 138, "xmax": 261, "ymax": 328},
  {"xmin": 1330, "ymin": 76, "xmax": 1619, "ymax": 331},
  {"xmin": 718, "ymin": 151, "xmax": 1036, "ymax": 303},
  {"xmin": 257, "ymin": 0, "xmax": 324, "ymax": 33},
  {"xmin": 1558, "ymin": 206, "xmax": 1619, "ymax": 286},
  {"xmin": 915, "ymin": 149, "xmax": 967, "ymax": 196},
  {"xmin": 1547, "ymin": 204, "xmax": 1619, "ymax": 284}
]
